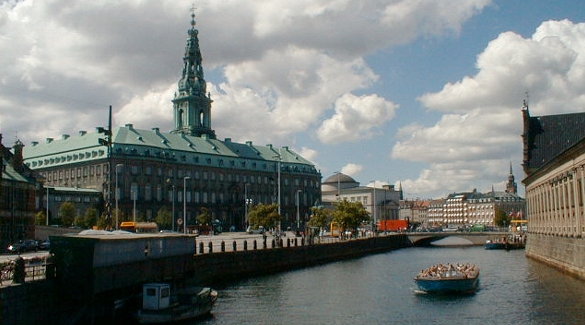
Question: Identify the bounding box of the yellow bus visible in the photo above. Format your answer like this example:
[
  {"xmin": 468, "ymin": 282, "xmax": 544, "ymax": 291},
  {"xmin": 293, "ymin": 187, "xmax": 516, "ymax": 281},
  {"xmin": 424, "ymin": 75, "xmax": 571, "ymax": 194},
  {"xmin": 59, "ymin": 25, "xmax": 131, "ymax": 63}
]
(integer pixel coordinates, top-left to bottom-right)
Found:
[{"xmin": 120, "ymin": 221, "xmax": 159, "ymax": 233}]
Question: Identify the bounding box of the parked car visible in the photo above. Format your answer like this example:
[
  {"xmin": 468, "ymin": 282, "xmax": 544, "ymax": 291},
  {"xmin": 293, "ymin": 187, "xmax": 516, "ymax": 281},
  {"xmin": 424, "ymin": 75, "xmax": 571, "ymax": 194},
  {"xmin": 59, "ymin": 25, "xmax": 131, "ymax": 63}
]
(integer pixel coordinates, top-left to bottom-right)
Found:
[
  {"xmin": 247, "ymin": 226, "xmax": 265, "ymax": 234},
  {"xmin": 6, "ymin": 239, "xmax": 39, "ymax": 254},
  {"xmin": 39, "ymin": 239, "xmax": 51, "ymax": 250}
]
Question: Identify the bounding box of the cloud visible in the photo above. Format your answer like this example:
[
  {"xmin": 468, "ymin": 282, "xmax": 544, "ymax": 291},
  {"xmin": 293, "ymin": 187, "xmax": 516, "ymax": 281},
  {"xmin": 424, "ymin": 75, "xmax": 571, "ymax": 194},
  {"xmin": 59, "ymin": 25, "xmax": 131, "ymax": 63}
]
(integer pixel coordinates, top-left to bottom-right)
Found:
[
  {"xmin": 341, "ymin": 163, "xmax": 363, "ymax": 177},
  {"xmin": 393, "ymin": 19, "xmax": 585, "ymax": 198},
  {"xmin": 317, "ymin": 93, "xmax": 398, "ymax": 144}
]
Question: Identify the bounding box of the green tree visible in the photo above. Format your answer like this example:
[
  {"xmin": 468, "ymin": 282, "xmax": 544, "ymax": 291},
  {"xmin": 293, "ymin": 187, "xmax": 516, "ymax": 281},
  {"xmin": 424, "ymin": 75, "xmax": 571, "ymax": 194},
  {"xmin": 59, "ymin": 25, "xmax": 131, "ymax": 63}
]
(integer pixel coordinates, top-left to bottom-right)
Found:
[
  {"xmin": 308, "ymin": 206, "xmax": 332, "ymax": 229},
  {"xmin": 83, "ymin": 207, "xmax": 99, "ymax": 229},
  {"xmin": 35, "ymin": 211, "xmax": 46, "ymax": 225},
  {"xmin": 96, "ymin": 213, "xmax": 109, "ymax": 230},
  {"xmin": 494, "ymin": 208, "xmax": 511, "ymax": 228},
  {"xmin": 248, "ymin": 203, "xmax": 281, "ymax": 230},
  {"xmin": 332, "ymin": 199, "xmax": 370, "ymax": 236},
  {"xmin": 196, "ymin": 207, "xmax": 212, "ymax": 227},
  {"xmin": 156, "ymin": 206, "xmax": 172, "ymax": 230},
  {"xmin": 59, "ymin": 201, "xmax": 76, "ymax": 227}
]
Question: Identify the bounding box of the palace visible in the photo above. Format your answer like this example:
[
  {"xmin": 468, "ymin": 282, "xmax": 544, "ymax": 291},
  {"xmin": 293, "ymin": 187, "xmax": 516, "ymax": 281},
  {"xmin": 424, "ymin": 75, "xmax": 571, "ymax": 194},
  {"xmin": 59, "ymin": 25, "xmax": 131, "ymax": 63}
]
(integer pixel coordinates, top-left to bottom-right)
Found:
[
  {"xmin": 22, "ymin": 12, "xmax": 321, "ymax": 231},
  {"xmin": 521, "ymin": 101, "xmax": 585, "ymax": 279}
]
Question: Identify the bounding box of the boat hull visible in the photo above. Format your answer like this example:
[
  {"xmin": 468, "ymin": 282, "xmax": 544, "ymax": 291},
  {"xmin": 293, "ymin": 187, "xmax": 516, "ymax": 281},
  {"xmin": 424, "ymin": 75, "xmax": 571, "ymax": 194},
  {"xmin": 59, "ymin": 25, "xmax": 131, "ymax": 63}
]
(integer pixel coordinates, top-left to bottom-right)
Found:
[
  {"xmin": 414, "ymin": 275, "xmax": 479, "ymax": 293},
  {"xmin": 136, "ymin": 288, "xmax": 217, "ymax": 324}
]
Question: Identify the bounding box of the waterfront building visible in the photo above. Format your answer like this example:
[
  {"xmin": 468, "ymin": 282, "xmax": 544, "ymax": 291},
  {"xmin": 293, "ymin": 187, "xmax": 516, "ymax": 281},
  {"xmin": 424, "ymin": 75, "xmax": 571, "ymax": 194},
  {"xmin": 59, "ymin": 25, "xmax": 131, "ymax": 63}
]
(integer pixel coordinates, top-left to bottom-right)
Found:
[
  {"xmin": 22, "ymin": 13, "xmax": 321, "ymax": 232},
  {"xmin": 43, "ymin": 186, "xmax": 102, "ymax": 226},
  {"xmin": 321, "ymin": 173, "xmax": 403, "ymax": 222},
  {"xmin": 0, "ymin": 135, "xmax": 42, "ymax": 247},
  {"xmin": 521, "ymin": 102, "xmax": 585, "ymax": 279}
]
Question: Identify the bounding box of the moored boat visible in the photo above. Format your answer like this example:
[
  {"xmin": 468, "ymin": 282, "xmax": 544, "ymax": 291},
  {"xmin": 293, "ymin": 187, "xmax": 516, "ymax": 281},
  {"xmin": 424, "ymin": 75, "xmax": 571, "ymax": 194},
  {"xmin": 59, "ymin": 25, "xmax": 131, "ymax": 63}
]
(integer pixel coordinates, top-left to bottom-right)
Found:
[
  {"xmin": 414, "ymin": 263, "xmax": 479, "ymax": 293},
  {"xmin": 136, "ymin": 283, "xmax": 218, "ymax": 324},
  {"xmin": 485, "ymin": 234, "xmax": 526, "ymax": 250}
]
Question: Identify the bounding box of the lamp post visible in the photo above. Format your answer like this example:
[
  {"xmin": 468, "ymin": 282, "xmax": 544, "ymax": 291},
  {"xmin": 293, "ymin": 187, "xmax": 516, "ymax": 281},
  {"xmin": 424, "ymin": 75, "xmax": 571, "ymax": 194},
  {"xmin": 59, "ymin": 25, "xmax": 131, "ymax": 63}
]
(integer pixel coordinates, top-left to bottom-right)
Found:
[
  {"xmin": 115, "ymin": 164, "xmax": 124, "ymax": 230},
  {"xmin": 131, "ymin": 189, "xmax": 137, "ymax": 223},
  {"xmin": 183, "ymin": 176, "xmax": 190, "ymax": 234},
  {"xmin": 334, "ymin": 171, "xmax": 341, "ymax": 201},
  {"xmin": 46, "ymin": 187, "xmax": 50, "ymax": 226},
  {"xmin": 166, "ymin": 178, "xmax": 176, "ymax": 231},
  {"xmin": 296, "ymin": 190, "xmax": 302, "ymax": 230},
  {"xmin": 370, "ymin": 180, "xmax": 377, "ymax": 236},
  {"xmin": 273, "ymin": 154, "xmax": 282, "ymax": 233},
  {"xmin": 244, "ymin": 183, "xmax": 250, "ymax": 229}
]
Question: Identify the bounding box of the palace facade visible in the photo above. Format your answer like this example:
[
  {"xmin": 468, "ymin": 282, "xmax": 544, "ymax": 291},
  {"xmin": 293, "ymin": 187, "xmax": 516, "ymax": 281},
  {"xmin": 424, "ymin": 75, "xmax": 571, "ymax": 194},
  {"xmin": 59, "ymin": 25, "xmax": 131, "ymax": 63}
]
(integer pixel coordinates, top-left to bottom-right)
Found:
[
  {"xmin": 521, "ymin": 101, "xmax": 585, "ymax": 279},
  {"xmin": 23, "ymin": 13, "xmax": 321, "ymax": 231}
]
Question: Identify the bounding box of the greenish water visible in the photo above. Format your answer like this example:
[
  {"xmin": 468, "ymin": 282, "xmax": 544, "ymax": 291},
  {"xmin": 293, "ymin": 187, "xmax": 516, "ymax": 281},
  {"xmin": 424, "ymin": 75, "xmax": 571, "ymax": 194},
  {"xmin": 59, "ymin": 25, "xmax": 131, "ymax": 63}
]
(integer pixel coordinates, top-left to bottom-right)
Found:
[{"xmin": 199, "ymin": 246, "xmax": 585, "ymax": 325}]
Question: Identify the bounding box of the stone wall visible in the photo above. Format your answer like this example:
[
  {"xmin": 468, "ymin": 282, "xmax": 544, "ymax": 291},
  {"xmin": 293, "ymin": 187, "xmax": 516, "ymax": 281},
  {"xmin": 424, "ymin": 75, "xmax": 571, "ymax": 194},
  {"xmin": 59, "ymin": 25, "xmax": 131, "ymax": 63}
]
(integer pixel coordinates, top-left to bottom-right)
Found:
[{"xmin": 526, "ymin": 233, "xmax": 585, "ymax": 279}]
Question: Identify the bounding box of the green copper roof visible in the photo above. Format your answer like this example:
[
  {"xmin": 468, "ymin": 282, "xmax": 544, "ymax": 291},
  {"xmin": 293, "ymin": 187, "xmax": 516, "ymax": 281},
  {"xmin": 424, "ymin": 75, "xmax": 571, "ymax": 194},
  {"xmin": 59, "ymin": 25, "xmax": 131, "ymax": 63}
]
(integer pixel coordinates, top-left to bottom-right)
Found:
[{"xmin": 23, "ymin": 124, "xmax": 318, "ymax": 175}]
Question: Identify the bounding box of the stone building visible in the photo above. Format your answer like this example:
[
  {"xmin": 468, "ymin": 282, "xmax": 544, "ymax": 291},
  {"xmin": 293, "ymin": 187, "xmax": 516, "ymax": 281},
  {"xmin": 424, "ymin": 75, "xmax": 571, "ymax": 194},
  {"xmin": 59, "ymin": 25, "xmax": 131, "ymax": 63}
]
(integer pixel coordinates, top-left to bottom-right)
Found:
[
  {"xmin": 521, "ymin": 101, "xmax": 585, "ymax": 278},
  {"xmin": 23, "ymin": 13, "xmax": 321, "ymax": 232},
  {"xmin": 321, "ymin": 173, "xmax": 403, "ymax": 223},
  {"xmin": 1, "ymin": 135, "xmax": 42, "ymax": 247}
]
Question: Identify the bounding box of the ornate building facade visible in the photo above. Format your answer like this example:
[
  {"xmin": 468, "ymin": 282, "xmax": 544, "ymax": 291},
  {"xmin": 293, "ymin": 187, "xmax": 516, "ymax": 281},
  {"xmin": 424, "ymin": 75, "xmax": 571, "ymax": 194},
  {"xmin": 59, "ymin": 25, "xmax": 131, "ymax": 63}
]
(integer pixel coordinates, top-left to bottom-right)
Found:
[
  {"xmin": 521, "ymin": 102, "xmax": 585, "ymax": 279},
  {"xmin": 23, "ymin": 13, "xmax": 321, "ymax": 232}
]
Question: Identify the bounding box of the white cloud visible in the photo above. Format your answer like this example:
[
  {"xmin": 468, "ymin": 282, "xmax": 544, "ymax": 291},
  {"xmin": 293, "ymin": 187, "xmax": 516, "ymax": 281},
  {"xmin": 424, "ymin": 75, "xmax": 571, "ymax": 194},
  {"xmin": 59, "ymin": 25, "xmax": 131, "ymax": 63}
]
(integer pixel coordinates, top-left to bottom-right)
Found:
[
  {"xmin": 341, "ymin": 163, "xmax": 363, "ymax": 177},
  {"xmin": 317, "ymin": 93, "xmax": 398, "ymax": 144},
  {"xmin": 394, "ymin": 19, "xmax": 585, "ymax": 198}
]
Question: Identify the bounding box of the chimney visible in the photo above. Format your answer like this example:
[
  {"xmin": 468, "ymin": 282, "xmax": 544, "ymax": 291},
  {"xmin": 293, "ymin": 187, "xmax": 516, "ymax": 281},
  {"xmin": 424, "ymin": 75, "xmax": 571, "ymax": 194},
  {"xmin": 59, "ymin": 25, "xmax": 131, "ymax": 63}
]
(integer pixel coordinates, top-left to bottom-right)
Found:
[{"xmin": 12, "ymin": 139, "xmax": 24, "ymax": 173}]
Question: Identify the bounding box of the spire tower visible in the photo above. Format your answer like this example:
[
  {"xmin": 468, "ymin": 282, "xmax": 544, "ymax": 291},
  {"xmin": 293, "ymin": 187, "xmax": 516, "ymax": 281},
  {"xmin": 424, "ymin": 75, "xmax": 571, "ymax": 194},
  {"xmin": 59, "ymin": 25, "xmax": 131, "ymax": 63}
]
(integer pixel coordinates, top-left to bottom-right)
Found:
[{"xmin": 171, "ymin": 8, "xmax": 216, "ymax": 138}]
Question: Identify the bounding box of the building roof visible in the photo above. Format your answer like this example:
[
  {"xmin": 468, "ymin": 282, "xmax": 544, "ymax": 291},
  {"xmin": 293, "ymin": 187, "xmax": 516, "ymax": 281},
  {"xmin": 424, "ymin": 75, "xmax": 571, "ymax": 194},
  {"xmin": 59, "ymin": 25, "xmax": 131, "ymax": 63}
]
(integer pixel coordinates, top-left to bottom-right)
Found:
[
  {"xmin": 23, "ymin": 124, "xmax": 318, "ymax": 175},
  {"xmin": 522, "ymin": 107, "xmax": 585, "ymax": 174}
]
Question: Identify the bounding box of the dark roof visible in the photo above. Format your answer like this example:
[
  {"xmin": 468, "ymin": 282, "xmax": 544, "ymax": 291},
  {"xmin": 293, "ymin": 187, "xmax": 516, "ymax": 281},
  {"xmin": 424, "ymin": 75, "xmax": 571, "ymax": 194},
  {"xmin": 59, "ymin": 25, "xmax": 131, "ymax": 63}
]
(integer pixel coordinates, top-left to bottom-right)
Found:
[{"xmin": 523, "ymin": 111, "xmax": 585, "ymax": 172}]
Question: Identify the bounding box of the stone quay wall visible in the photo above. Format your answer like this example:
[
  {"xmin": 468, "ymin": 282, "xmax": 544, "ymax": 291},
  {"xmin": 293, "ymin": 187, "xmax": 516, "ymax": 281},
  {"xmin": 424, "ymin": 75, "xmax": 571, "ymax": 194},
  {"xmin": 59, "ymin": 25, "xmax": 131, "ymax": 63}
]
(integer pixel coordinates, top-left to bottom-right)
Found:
[
  {"xmin": 526, "ymin": 233, "xmax": 585, "ymax": 279},
  {"xmin": 1, "ymin": 234, "xmax": 411, "ymax": 325}
]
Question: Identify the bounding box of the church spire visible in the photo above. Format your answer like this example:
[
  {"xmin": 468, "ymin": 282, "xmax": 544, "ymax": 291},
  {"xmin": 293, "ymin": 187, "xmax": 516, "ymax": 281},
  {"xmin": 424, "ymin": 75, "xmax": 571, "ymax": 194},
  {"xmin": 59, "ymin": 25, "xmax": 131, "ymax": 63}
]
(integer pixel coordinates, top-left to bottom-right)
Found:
[
  {"xmin": 171, "ymin": 7, "xmax": 216, "ymax": 138},
  {"xmin": 506, "ymin": 161, "xmax": 517, "ymax": 194}
]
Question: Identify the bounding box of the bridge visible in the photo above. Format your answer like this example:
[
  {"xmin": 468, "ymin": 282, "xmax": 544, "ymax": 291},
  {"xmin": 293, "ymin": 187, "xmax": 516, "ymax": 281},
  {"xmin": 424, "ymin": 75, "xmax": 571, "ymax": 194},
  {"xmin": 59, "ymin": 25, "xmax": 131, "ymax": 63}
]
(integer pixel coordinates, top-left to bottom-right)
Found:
[{"xmin": 406, "ymin": 232, "xmax": 506, "ymax": 246}]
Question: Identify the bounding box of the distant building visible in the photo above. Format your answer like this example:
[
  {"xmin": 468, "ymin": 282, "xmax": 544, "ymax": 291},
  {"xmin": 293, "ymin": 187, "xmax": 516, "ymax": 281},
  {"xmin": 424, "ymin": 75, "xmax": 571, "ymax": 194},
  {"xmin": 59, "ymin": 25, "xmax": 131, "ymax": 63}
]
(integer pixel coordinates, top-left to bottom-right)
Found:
[
  {"xmin": 23, "ymin": 12, "xmax": 320, "ymax": 231},
  {"xmin": 1, "ymin": 135, "xmax": 42, "ymax": 247},
  {"xmin": 521, "ymin": 102, "xmax": 585, "ymax": 279},
  {"xmin": 321, "ymin": 173, "xmax": 403, "ymax": 222}
]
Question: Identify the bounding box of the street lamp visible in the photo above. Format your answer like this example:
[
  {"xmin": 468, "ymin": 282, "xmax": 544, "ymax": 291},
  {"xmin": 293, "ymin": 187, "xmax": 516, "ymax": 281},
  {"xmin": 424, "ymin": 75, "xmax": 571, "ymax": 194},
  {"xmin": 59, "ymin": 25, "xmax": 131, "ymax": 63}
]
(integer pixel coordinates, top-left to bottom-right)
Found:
[
  {"xmin": 273, "ymin": 153, "xmax": 282, "ymax": 233},
  {"xmin": 183, "ymin": 176, "xmax": 190, "ymax": 234},
  {"xmin": 166, "ymin": 178, "xmax": 176, "ymax": 231},
  {"xmin": 131, "ymin": 189, "xmax": 137, "ymax": 223},
  {"xmin": 115, "ymin": 164, "xmax": 124, "ymax": 230},
  {"xmin": 370, "ymin": 181, "xmax": 377, "ymax": 236},
  {"xmin": 334, "ymin": 171, "xmax": 341, "ymax": 201},
  {"xmin": 244, "ymin": 183, "xmax": 250, "ymax": 229},
  {"xmin": 296, "ymin": 190, "xmax": 302, "ymax": 230}
]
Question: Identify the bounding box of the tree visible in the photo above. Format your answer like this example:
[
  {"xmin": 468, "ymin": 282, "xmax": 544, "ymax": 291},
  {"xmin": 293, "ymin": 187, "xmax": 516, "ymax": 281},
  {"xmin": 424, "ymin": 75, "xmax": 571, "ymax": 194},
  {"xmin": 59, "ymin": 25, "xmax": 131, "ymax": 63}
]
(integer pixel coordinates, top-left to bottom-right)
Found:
[
  {"xmin": 196, "ymin": 207, "xmax": 212, "ymax": 227},
  {"xmin": 308, "ymin": 206, "xmax": 332, "ymax": 229},
  {"xmin": 332, "ymin": 199, "xmax": 370, "ymax": 236},
  {"xmin": 35, "ymin": 211, "xmax": 46, "ymax": 225},
  {"xmin": 248, "ymin": 203, "xmax": 281, "ymax": 230},
  {"xmin": 83, "ymin": 207, "xmax": 99, "ymax": 229},
  {"xmin": 494, "ymin": 208, "xmax": 511, "ymax": 228},
  {"xmin": 59, "ymin": 202, "xmax": 76, "ymax": 227},
  {"xmin": 156, "ymin": 206, "xmax": 172, "ymax": 230}
]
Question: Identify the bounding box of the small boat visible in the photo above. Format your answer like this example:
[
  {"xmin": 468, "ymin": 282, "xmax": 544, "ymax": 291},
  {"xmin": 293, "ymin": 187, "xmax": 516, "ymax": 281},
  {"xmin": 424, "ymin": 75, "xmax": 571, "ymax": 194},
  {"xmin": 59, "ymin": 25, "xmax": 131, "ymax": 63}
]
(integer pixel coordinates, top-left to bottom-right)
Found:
[
  {"xmin": 414, "ymin": 263, "xmax": 479, "ymax": 294},
  {"xmin": 485, "ymin": 234, "xmax": 525, "ymax": 250},
  {"xmin": 136, "ymin": 283, "xmax": 218, "ymax": 324}
]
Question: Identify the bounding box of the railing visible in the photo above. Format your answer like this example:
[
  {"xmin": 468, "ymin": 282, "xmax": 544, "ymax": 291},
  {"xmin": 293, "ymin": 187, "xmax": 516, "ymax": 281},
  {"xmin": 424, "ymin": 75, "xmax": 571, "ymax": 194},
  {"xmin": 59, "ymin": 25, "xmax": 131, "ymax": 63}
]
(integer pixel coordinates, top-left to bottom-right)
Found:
[{"xmin": 0, "ymin": 256, "xmax": 52, "ymax": 286}]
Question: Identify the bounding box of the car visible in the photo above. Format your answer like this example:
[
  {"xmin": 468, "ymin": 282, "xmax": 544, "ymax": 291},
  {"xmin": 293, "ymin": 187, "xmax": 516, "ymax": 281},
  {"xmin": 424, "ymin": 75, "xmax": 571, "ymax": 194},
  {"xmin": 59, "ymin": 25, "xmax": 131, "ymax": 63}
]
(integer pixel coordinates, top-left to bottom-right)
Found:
[
  {"xmin": 39, "ymin": 239, "xmax": 51, "ymax": 250},
  {"xmin": 6, "ymin": 239, "xmax": 39, "ymax": 254},
  {"xmin": 247, "ymin": 226, "xmax": 265, "ymax": 234}
]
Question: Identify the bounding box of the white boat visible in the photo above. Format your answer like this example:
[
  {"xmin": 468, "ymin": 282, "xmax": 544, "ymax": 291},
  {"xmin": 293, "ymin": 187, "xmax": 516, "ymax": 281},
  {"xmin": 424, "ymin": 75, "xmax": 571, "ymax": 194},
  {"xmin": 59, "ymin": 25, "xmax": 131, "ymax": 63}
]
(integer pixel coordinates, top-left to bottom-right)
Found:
[{"xmin": 136, "ymin": 283, "xmax": 218, "ymax": 324}]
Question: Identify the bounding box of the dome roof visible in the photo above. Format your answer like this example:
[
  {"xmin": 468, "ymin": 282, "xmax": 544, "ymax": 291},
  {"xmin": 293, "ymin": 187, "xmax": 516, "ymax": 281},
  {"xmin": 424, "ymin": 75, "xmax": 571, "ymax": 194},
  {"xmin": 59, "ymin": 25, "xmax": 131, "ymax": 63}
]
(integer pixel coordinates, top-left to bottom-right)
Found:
[{"xmin": 323, "ymin": 173, "xmax": 357, "ymax": 185}]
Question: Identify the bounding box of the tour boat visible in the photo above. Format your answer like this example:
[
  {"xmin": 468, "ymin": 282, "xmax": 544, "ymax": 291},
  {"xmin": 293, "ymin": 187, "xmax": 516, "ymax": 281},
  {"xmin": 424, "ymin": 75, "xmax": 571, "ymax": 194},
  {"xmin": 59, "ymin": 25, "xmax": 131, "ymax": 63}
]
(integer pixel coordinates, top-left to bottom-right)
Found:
[
  {"xmin": 135, "ymin": 283, "xmax": 218, "ymax": 324},
  {"xmin": 414, "ymin": 263, "xmax": 480, "ymax": 293}
]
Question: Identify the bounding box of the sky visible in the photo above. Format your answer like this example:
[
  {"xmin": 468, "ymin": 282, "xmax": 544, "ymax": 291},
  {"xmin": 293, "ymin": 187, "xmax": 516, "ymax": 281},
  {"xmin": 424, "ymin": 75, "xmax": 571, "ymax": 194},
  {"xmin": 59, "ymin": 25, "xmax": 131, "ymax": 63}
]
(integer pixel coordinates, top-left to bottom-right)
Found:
[{"xmin": 1, "ymin": 0, "xmax": 585, "ymax": 200}]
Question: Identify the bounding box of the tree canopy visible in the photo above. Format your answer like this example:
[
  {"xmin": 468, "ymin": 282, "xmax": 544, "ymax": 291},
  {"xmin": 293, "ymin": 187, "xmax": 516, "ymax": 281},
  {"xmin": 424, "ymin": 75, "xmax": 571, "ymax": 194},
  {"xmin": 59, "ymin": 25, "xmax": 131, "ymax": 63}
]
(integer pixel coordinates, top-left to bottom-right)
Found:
[
  {"xmin": 308, "ymin": 206, "xmax": 332, "ymax": 229},
  {"xmin": 248, "ymin": 203, "xmax": 281, "ymax": 230},
  {"xmin": 331, "ymin": 199, "xmax": 370, "ymax": 233}
]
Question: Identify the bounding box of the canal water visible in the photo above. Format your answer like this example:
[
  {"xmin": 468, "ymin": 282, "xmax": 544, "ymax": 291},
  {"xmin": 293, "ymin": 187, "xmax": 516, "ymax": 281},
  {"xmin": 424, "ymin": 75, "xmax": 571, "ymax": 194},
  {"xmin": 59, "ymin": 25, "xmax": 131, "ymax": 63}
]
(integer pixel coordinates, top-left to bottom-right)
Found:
[{"xmin": 197, "ymin": 243, "xmax": 585, "ymax": 325}]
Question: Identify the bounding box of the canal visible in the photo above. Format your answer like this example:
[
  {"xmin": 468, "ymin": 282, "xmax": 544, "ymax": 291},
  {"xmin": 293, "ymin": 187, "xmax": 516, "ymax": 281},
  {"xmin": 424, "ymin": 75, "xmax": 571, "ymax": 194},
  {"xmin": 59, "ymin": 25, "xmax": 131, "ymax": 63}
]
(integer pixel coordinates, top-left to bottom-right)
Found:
[{"xmin": 195, "ymin": 242, "xmax": 585, "ymax": 325}]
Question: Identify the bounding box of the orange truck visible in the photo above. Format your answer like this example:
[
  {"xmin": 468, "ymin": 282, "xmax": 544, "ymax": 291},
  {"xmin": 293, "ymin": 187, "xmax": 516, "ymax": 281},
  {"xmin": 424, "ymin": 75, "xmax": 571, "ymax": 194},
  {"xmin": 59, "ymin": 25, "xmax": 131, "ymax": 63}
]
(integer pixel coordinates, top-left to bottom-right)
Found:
[{"xmin": 377, "ymin": 219, "xmax": 409, "ymax": 232}]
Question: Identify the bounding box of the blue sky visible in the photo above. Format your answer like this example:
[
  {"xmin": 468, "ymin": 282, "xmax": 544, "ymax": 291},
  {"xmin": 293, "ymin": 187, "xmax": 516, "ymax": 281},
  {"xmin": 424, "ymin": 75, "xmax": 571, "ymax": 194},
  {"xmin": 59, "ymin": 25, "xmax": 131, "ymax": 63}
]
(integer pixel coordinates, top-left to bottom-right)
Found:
[{"xmin": 1, "ymin": 0, "xmax": 585, "ymax": 199}]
